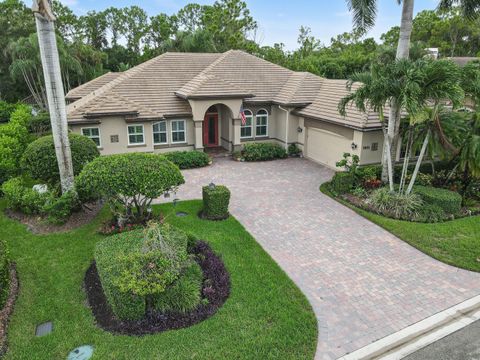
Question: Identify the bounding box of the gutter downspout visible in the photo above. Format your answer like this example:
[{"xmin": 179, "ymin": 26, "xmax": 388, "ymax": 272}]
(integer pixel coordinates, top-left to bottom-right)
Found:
[{"xmin": 279, "ymin": 106, "xmax": 290, "ymax": 151}]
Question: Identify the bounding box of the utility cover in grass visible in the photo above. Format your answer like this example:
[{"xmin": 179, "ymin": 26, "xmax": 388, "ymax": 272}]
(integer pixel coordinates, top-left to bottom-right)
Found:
[{"xmin": 67, "ymin": 345, "xmax": 94, "ymax": 360}]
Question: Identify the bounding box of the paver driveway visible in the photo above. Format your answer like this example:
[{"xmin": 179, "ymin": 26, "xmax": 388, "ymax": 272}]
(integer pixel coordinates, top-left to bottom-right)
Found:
[{"xmin": 164, "ymin": 157, "xmax": 480, "ymax": 360}]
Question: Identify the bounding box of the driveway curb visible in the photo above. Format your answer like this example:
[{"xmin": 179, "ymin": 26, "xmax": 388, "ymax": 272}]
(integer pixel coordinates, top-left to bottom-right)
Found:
[{"xmin": 338, "ymin": 294, "xmax": 480, "ymax": 360}]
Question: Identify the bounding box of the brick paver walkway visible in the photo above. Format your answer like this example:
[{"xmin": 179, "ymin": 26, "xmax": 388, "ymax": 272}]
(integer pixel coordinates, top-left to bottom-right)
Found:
[{"xmin": 162, "ymin": 157, "xmax": 480, "ymax": 360}]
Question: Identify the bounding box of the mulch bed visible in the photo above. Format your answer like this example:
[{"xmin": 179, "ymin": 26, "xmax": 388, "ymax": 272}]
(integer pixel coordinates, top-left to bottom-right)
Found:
[
  {"xmin": 84, "ymin": 241, "xmax": 230, "ymax": 335},
  {"xmin": 0, "ymin": 264, "xmax": 19, "ymax": 357},
  {"xmin": 5, "ymin": 201, "xmax": 103, "ymax": 235}
]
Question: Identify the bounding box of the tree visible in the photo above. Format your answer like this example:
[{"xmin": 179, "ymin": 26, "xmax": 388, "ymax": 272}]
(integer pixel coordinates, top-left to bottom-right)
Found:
[
  {"xmin": 346, "ymin": 0, "xmax": 480, "ymax": 185},
  {"xmin": 8, "ymin": 33, "xmax": 83, "ymax": 109},
  {"xmin": 33, "ymin": 0, "xmax": 75, "ymax": 193},
  {"xmin": 339, "ymin": 59, "xmax": 464, "ymax": 193}
]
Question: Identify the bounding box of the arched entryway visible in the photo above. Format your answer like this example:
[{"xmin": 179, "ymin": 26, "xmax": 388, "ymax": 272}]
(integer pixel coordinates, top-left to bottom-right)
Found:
[{"xmin": 203, "ymin": 105, "xmax": 219, "ymax": 147}]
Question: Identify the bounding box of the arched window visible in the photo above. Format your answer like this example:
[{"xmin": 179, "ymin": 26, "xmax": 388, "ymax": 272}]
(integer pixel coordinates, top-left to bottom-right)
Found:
[
  {"xmin": 241, "ymin": 109, "xmax": 253, "ymax": 138},
  {"xmin": 256, "ymin": 109, "xmax": 268, "ymax": 137}
]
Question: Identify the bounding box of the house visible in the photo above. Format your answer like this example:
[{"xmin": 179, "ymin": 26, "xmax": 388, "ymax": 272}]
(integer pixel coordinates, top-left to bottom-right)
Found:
[{"xmin": 66, "ymin": 50, "xmax": 387, "ymax": 169}]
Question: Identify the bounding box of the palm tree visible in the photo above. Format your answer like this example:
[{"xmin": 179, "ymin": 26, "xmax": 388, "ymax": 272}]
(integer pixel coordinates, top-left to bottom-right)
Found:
[
  {"xmin": 346, "ymin": 0, "xmax": 480, "ymax": 182},
  {"xmin": 339, "ymin": 59, "xmax": 464, "ymax": 193},
  {"xmin": 33, "ymin": 0, "xmax": 74, "ymax": 193}
]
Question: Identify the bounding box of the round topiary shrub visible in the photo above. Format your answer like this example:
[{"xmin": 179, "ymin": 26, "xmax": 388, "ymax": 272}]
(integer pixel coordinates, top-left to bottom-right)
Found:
[
  {"xmin": 21, "ymin": 133, "xmax": 100, "ymax": 185},
  {"xmin": 94, "ymin": 223, "xmax": 203, "ymax": 320},
  {"xmin": 413, "ymin": 185, "xmax": 462, "ymax": 215},
  {"xmin": 76, "ymin": 153, "xmax": 184, "ymax": 223},
  {"xmin": 201, "ymin": 184, "xmax": 231, "ymax": 220}
]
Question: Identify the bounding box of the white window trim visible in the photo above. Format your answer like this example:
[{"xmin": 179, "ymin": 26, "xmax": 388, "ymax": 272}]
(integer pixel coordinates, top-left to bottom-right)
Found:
[
  {"xmin": 81, "ymin": 127, "xmax": 101, "ymax": 148},
  {"xmin": 240, "ymin": 109, "xmax": 254, "ymax": 139},
  {"xmin": 127, "ymin": 124, "xmax": 145, "ymax": 145},
  {"xmin": 171, "ymin": 119, "xmax": 187, "ymax": 144},
  {"xmin": 152, "ymin": 121, "xmax": 168, "ymax": 145},
  {"xmin": 255, "ymin": 109, "xmax": 269, "ymax": 138}
]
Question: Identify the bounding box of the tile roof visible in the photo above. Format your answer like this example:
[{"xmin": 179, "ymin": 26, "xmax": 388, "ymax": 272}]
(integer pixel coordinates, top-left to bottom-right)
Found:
[{"xmin": 67, "ymin": 50, "xmax": 383, "ymax": 129}]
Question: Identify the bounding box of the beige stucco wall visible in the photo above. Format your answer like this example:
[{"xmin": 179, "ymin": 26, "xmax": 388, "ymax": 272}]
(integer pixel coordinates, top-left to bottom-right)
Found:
[
  {"xmin": 69, "ymin": 116, "xmax": 194, "ymax": 155},
  {"xmin": 358, "ymin": 130, "xmax": 384, "ymax": 165}
]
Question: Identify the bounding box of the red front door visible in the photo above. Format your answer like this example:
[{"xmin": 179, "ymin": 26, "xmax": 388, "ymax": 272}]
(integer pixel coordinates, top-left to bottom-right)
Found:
[{"xmin": 203, "ymin": 113, "xmax": 219, "ymax": 147}]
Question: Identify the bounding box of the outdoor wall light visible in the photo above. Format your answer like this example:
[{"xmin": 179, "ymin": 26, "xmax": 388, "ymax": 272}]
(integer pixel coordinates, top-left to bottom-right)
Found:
[
  {"xmin": 351, "ymin": 142, "xmax": 358, "ymax": 150},
  {"xmin": 297, "ymin": 127, "xmax": 303, "ymax": 133},
  {"xmin": 209, "ymin": 182, "xmax": 216, "ymax": 190}
]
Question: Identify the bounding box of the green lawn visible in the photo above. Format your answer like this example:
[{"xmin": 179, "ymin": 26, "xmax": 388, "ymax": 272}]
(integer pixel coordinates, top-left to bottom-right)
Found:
[
  {"xmin": 3, "ymin": 200, "xmax": 317, "ymax": 360},
  {"xmin": 321, "ymin": 184, "xmax": 480, "ymax": 272}
]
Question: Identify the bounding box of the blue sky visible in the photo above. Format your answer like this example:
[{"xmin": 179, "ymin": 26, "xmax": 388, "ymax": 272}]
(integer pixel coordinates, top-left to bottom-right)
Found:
[{"xmin": 60, "ymin": 0, "xmax": 439, "ymax": 50}]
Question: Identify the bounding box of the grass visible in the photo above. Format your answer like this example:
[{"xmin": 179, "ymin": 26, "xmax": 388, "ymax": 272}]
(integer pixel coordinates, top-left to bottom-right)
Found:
[
  {"xmin": 3, "ymin": 200, "xmax": 317, "ymax": 360},
  {"xmin": 321, "ymin": 183, "xmax": 480, "ymax": 272}
]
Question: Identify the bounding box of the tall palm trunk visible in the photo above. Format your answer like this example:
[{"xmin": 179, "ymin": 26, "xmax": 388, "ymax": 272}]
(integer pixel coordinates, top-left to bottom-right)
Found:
[
  {"xmin": 381, "ymin": 0, "xmax": 415, "ymax": 183},
  {"xmin": 34, "ymin": 5, "xmax": 74, "ymax": 193}
]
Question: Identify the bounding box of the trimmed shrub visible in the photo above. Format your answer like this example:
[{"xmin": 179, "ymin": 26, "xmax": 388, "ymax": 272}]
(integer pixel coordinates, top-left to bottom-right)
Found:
[
  {"xmin": 242, "ymin": 143, "xmax": 287, "ymax": 161},
  {"xmin": 76, "ymin": 153, "xmax": 184, "ymax": 223},
  {"xmin": 0, "ymin": 238, "xmax": 10, "ymax": 309},
  {"xmin": 1, "ymin": 177, "xmax": 52, "ymax": 215},
  {"xmin": 202, "ymin": 185, "xmax": 231, "ymax": 220},
  {"xmin": 368, "ymin": 187, "xmax": 423, "ymax": 219},
  {"xmin": 94, "ymin": 224, "xmax": 202, "ymax": 320},
  {"xmin": 331, "ymin": 172, "xmax": 355, "ymax": 194},
  {"xmin": 288, "ymin": 143, "xmax": 302, "ymax": 156},
  {"xmin": 21, "ymin": 133, "xmax": 100, "ymax": 185},
  {"xmin": 164, "ymin": 151, "xmax": 210, "ymax": 169},
  {"xmin": 0, "ymin": 101, "xmax": 18, "ymax": 123},
  {"xmin": 413, "ymin": 186, "xmax": 462, "ymax": 215}
]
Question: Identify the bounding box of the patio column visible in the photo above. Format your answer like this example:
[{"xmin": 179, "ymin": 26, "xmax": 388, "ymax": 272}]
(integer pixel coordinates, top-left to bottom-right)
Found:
[
  {"xmin": 193, "ymin": 120, "xmax": 204, "ymax": 151},
  {"xmin": 232, "ymin": 118, "xmax": 242, "ymax": 152}
]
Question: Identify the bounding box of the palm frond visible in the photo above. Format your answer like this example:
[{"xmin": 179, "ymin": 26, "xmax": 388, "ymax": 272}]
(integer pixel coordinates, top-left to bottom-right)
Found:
[{"xmin": 346, "ymin": 0, "xmax": 378, "ymax": 33}]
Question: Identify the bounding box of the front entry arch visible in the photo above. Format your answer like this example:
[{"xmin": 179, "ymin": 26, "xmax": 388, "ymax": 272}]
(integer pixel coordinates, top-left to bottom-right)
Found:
[{"xmin": 203, "ymin": 106, "xmax": 219, "ymax": 147}]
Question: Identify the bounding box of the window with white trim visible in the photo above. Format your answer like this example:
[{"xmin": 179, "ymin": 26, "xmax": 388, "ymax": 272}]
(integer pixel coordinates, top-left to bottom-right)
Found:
[
  {"xmin": 171, "ymin": 120, "xmax": 186, "ymax": 143},
  {"xmin": 153, "ymin": 121, "xmax": 167, "ymax": 144},
  {"xmin": 240, "ymin": 109, "xmax": 253, "ymax": 138},
  {"xmin": 255, "ymin": 109, "xmax": 268, "ymax": 137},
  {"xmin": 82, "ymin": 127, "xmax": 101, "ymax": 147},
  {"xmin": 127, "ymin": 125, "xmax": 144, "ymax": 145}
]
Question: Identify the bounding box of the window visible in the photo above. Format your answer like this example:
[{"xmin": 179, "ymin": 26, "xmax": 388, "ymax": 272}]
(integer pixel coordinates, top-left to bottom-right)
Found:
[
  {"xmin": 171, "ymin": 120, "xmax": 186, "ymax": 143},
  {"xmin": 255, "ymin": 109, "xmax": 268, "ymax": 137},
  {"xmin": 153, "ymin": 121, "xmax": 167, "ymax": 144},
  {"xmin": 81, "ymin": 127, "xmax": 101, "ymax": 147},
  {"xmin": 127, "ymin": 125, "xmax": 144, "ymax": 145},
  {"xmin": 241, "ymin": 109, "xmax": 253, "ymax": 138}
]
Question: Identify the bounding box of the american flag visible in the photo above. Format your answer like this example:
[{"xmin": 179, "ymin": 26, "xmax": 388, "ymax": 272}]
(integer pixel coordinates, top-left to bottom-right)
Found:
[{"xmin": 239, "ymin": 105, "xmax": 247, "ymax": 125}]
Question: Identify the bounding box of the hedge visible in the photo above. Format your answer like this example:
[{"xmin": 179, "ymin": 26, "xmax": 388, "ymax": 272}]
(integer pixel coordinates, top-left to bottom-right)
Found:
[
  {"xmin": 164, "ymin": 151, "xmax": 210, "ymax": 169},
  {"xmin": 202, "ymin": 185, "xmax": 231, "ymax": 220},
  {"xmin": 95, "ymin": 226, "xmax": 202, "ymax": 320},
  {"xmin": 242, "ymin": 143, "xmax": 287, "ymax": 161},
  {"xmin": 413, "ymin": 186, "xmax": 462, "ymax": 215},
  {"xmin": 21, "ymin": 133, "xmax": 100, "ymax": 185},
  {"xmin": 331, "ymin": 172, "xmax": 355, "ymax": 194},
  {"xmin": 0, "ymin": 238, "xmax": 9, "ymax": 309}
]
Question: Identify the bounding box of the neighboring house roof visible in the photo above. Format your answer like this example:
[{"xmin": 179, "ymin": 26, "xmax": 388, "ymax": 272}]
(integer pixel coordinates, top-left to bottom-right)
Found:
[
  {"xmin": 66, "ymin": 50, "xmax": 383, "ymax": 129},
  {"xmin": 447, "ymin": 57, "xmax": 479, "ymax": 67}
]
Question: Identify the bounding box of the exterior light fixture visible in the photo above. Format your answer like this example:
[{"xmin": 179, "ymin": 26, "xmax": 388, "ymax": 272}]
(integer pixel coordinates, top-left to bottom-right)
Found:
[
  {"xmin": 351, "ymin": 142, "xmax": 358, "ymax": 150},
  {"xmin": 297, "ymin": 127, "xmax": 303, "ymax": 133},
  {"xmin": 208, "ymin": 182, "xmax": 216, "ymax": 190}
]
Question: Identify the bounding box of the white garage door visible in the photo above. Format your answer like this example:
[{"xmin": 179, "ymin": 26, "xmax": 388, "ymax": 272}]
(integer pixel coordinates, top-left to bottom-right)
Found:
[{"xmin": 306, "ymin": 127, "xmax": 351, "ymax": 169}]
